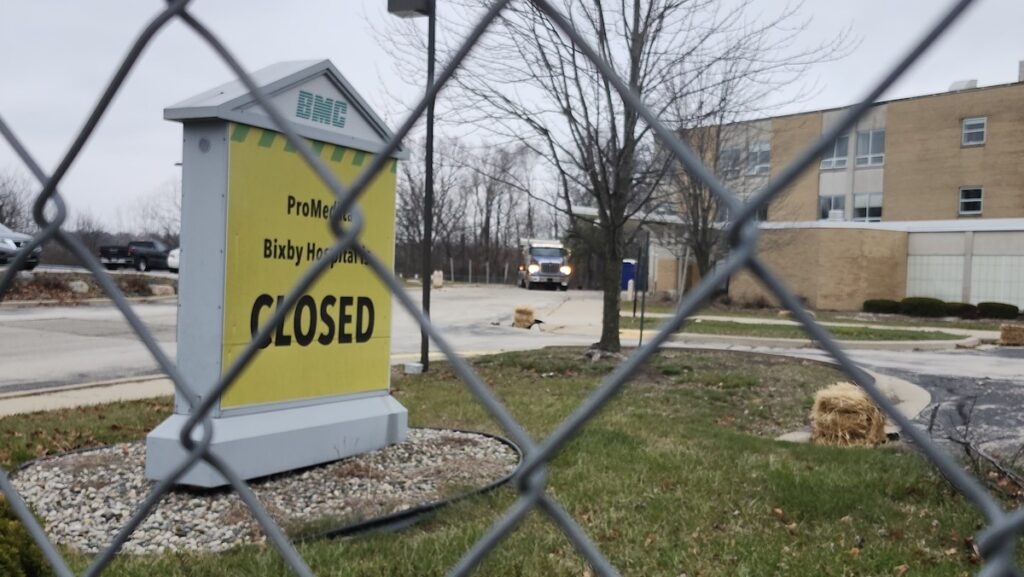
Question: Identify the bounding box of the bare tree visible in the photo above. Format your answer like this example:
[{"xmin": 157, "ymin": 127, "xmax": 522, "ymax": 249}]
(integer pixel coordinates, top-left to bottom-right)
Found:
[
  {"xmin": 385, "ymin": 0, "xmax": 846, "ymax": 351},
  {"xmin": 396, "ymin": 137, "xmax": 471, "ymax": 274},
  {"xmin": 71, "ymin": 209, "xmax": 112, "ymax": 256},
  {"xmin": 0, "ymin": 170, "xmax": 34, "ymax": 232},
  {"xmin": 133, "ymin": 179, "xmax": 182, "ymax": 246}
]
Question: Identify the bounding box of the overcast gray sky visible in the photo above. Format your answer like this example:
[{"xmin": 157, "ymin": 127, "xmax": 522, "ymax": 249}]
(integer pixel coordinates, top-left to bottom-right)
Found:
[{"xmin": 1, "ymin": 0, "xmax": 1022, "ymax": 228}]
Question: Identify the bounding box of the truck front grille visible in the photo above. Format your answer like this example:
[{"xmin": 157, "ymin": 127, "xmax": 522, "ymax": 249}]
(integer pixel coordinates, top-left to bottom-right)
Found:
[{"xmin": 540, "ymin": 263, "xmax": 560, "ymax": 274}]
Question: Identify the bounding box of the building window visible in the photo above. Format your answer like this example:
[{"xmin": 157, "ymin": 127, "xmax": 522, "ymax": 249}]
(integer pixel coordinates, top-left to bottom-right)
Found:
[
  {"xmin": 959, "ymin": 187, "xmax": 983, "ymax": 215},
  {"xmin": 853, "ymin": 193, "xmax": 882, "ymax": 222},
  {"xmin": 962, "ymin": 117, "xmax": 986, "ymax": 146},
  {"xmin": 714, "ymin": 202, "xmax": 768, "ymax": 223},
  {"xmin": 747, "ymin": 141, "xmax": 770, "ymax": 175},
  {"xmin": 818, "ymin": 195, "xmax": 845, "ymax": 220},
  {"xmin": 856, "ymin": 129, "xmax": 885, "ymax": 166},
  {"xmin": 718, "ymin": 147, "xmax": 741, "ymax": 179},
  {"xmin": 819, "ymin": 134, "xmax": 849, "ymax": 169}
]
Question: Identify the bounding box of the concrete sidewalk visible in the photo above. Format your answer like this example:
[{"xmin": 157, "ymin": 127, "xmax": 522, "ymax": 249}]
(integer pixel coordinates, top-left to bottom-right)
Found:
[{"xmin": 607, "ymin": 312, "xmax": 999, "ymax": 351}]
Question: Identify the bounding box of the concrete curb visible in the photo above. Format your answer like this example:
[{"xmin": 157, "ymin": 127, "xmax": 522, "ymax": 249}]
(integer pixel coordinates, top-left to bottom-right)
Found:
[
  {"xmin": 0, "ymin": 295, "xmax": 177, "ymax": 308},
  {"xmin": 0, "ymin": 377, "xmax": 174, "ymax": 418},
  {"xmin": 774, "ymin": 369, "xmax": 931, "ymax": 444},
  {"xmin": 619, "ymin": 329, "xmax": 978, "ymax": 351}
]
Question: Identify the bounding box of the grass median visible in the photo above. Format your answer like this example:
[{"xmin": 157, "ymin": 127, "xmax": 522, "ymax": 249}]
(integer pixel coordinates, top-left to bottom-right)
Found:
[
  {"xmin": 620, "ymin": 317, "xmax": 964, "ymax": 341},
  {"xmin": 636, "ymin": 303, "xmax": 1005, "ymax": 331},
  {"xmin": 0, "ymin": 348, "xmax": 992, "ymax": 575}
]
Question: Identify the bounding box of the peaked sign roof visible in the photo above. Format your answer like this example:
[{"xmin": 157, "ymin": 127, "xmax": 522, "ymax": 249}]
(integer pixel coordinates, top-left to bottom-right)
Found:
[{"xmin": 165, "ymin": 60, "xmax": 407, "ymax": 159}]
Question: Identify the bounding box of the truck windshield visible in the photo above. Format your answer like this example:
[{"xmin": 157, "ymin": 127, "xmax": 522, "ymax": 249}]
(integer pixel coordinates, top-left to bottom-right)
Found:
[{"xmin": 531, "ymin": 247, "xmax": 565, "ymax": 258}]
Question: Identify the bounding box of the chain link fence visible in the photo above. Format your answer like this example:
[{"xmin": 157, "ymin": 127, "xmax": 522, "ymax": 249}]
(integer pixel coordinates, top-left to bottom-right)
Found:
[{"xmin": 2, "ymin": 0, "xmax": 1020, "ymax": 575}]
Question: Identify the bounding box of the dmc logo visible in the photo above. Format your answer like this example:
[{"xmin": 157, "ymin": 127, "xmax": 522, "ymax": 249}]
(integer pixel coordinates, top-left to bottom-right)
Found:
[{"xmin": 295, "ymin": 90, "xmax": 347, "ymax": 128}]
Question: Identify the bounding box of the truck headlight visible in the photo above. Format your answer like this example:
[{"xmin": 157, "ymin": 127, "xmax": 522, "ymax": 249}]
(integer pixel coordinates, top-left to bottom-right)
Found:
[
  {"xmin": 560, "ymin": 265, "xmax": 572, "ymax": 275},
  {"xmin": 0, "ymin": 238, "xmax": 15, "ymax": 249},
  {"xmin": 527, "ymin": 264, "xmax": 540, "ymax": 274}
]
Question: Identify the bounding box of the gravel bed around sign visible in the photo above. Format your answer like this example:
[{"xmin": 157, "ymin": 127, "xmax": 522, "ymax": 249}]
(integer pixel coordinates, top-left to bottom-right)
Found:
[{"xmin": 11, "ymin": 428, "xmax": 519, "ymax": 554}]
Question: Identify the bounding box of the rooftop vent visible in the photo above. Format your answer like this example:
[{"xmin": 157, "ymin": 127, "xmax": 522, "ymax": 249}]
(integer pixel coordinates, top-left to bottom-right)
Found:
[{"xmin": 949, "ymin": 79, "xmax": 978, "ymax": 91}]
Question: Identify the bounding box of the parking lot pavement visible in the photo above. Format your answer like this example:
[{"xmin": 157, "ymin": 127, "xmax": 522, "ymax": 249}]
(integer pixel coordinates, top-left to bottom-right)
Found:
[
  {"xmin": 2, "ymin": 283, "xmax": 1021, "ymax": 450},
  {"xmin": 0, "ymin": 285, "xmax": 607, "ymax": 394}
]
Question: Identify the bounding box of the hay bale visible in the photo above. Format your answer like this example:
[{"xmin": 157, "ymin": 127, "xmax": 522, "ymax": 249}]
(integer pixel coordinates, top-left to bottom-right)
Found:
[
  {"xmin": 810, "ymin": 382, "xmax": 886, "ymax": 447},
  {"xmin": 1000, "ymin": 324, "xmax": 1024, "ymax": 346},
  {"xmin": 513, "ymin": 305, "xmax": 535, "ymax": 329}
]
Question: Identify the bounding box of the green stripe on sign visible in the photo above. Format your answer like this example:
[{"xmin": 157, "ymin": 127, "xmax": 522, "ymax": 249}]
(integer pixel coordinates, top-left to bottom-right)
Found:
[
  {"xmin": 352, "ymin": 151, "xmax": 366, "ymax": 166},
  {"xmin": 311, "ymin": 142, "xmax": 325, "ymax": 156},
  {"xmin": 284, "ymin": 139, "xmax": 296, "ymax": 152},
  {"xmin": 330, "ymin": 147, "xmax": 346, "ymax": 163},
  {"xmin": 257, "ymin": 130, "xmax": 276, "ymax": 148},
  {"xmin": 390, "ymin": 160, "xmax": 398, "ymax": 174},
  {"xmin": 230, "ymin": 124, "xmax": 251, "ymax": 142}
]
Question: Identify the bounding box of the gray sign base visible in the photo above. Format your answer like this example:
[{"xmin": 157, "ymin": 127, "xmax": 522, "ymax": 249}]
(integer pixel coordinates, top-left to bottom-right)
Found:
[{"xmin": 145, "ymin": 395, "xmax": 407, "ymax": 488}]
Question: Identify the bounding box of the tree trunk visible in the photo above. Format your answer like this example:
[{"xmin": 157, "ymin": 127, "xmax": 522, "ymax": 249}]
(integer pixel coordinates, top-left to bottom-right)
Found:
[{"xmin": 597, "ymin": 231, "xmax": 622, "ymax": 352}]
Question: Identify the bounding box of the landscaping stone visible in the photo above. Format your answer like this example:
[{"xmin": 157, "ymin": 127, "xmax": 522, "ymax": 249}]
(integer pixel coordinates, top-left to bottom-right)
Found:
[
  {"xmin": 67, "ymin": 280, "xmax": 90, "ymax": 294},
  {"xmin": 147, "ymin": 283, "xmax": 175, "ymax": 296},
  {"xmin": 11, "ymin": 428, "xmax": 518, "ymax": 554}
]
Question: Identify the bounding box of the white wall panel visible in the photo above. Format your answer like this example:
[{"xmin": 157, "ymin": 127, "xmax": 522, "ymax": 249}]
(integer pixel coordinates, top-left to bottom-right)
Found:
[
  {"xmin": 906, "ymin": 255, "xmax": 964, "ymax": 302},
  {"xmin": 971, "ymin": 256, "xmax": 1024, "ymax": 307}
]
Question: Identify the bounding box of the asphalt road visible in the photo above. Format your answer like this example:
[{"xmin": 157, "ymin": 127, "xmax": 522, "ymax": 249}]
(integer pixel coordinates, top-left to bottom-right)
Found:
[
  {"xmin": 0, "ymin": 285, "xmax": 601, "ymax": 393},
  {"xmin": 1, "ymin": 284, "xmax": 1021, "ymax": 454}
]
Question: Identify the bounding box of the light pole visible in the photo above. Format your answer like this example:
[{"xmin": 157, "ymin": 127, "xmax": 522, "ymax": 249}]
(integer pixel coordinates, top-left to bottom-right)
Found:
[{"xmin": 388, "ymin": 0, "xmax": 436, "ymax": 372}]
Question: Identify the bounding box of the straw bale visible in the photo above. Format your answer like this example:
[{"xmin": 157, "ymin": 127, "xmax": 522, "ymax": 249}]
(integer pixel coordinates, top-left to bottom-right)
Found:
[
  {"xmin": 513, "ymin": 305, "xmax": 535, "ymax": 329},
  {"xmin": 1000, "ymin": 324, "xmax": 1024, "ymax": 346},
  {"xmin": 810, "ymin": 382, "xmax": 887, "ymax": 447}
]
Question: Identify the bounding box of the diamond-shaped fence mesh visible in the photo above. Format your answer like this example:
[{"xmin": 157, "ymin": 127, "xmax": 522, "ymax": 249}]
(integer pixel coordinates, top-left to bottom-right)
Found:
[{"xmin": 1, "ymin": 0, "xmax": 1020, "ymax": 575}]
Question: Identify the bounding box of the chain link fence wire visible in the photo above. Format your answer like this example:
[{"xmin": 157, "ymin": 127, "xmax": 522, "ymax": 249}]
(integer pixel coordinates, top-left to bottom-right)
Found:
[{"xmin": 0, "ymin": 0, "xmax": 1019, "ymax": 575}]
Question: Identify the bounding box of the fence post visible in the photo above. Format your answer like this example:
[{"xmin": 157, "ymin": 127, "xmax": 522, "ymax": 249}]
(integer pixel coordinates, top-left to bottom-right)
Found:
[
  {"xmin": 450, "ymin": 257, "xmax": 454, "ymax": 283},
  {"xmin": 503, "ymin": 262, "xmax": 509, "ymax": 284},
  {"xmin": 486, "ymin": 261, "xmax": 490, "ymax": 284},
  {"xmin": 469, "ymin": 260, "xmax": 473, "ymax": 284}
]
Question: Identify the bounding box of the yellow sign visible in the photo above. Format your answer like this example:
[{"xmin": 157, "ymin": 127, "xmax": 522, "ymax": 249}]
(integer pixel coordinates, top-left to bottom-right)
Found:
[{"xmin": 220, "ymin": 123, "xmax": 396, "ymax": 409}]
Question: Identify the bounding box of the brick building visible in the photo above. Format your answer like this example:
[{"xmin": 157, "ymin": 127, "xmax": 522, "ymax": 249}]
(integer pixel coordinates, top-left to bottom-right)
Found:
[{"xmin": 625, "ymin": 66, "xmax": 1024, "ymax": 310}]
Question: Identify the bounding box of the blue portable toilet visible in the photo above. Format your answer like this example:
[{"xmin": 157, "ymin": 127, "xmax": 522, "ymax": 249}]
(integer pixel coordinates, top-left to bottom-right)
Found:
[{"xmin": 621, "ymin": 259, "xmax": 637, "ymax": 290}]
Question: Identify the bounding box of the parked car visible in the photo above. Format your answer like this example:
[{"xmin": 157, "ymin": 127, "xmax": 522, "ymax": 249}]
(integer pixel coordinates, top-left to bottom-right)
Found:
[
  {"xmin": 167, "ymin": 247, "xmax": 180, "ymax": 273},
  {"xmin": 0, "ymin": 223, "xmax": 41, "ymax": 270},
  {"xmin": 99, "ymin": 240, "xmax": 171, "ymax": 272}
]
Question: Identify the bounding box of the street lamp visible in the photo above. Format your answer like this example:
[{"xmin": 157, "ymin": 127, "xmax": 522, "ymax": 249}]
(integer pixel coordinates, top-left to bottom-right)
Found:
[{"xmin": 388, "ymin": 0, "xmax": 436, "ymax": 372}]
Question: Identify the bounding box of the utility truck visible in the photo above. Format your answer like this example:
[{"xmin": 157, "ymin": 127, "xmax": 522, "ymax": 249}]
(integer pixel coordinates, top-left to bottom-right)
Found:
[{"xmin": 517, "ymin": 239, "xmax": 571, "ymax": 290}]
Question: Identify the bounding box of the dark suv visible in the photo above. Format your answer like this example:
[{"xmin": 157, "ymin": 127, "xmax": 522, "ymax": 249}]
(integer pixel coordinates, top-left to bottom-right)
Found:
[{"xmin": 0, "ymin": 223, "xmax": 40, "ymax": 270}]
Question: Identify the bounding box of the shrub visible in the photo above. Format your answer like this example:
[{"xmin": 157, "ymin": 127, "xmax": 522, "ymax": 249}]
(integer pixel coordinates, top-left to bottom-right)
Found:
[
  {"xmin": 977, "ymin": 301, "xmax": 1020, "ymax": 319},
  {"xmin": 943, "ymin": 302, "xmax": 979, "ymax": 319},
  {"xmin": 900, "ymin": 297, "xmax": 948, "ymax": 318},
  {"xmin": 863, "ymin": 299, "xmax": 901, "ymax": 314},
  {"xmin": 0, "ymin": 497, "xmax": 53, "ymax": 577}
]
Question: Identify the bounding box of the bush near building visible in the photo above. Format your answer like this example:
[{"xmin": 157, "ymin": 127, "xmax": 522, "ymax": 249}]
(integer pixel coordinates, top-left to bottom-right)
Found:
[
  {"xmin": 943, "ymin": 302, "xmax": 979, "ymax": 319},
  {"xmin": 865, "ymin": 297, "xmax": 1020, "ymax": 320},
  {"xmin": 862, "ymin": 299, "xmax": 901, "ymax": 314},
  {"xmin": 978, "ymin": 302, "xmax": 1020, "ymax": 320},
  {"xmin": 899, "ymin": 297, "xmax": 947, "ymax": 318}
]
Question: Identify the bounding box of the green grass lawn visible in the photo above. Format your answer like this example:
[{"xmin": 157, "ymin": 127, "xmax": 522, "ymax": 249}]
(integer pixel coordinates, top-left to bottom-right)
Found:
[
  {"xmin": 619, "ymin": 317, "xmax": 964, "ymax": 341},
  {"xmin": 634, "ymin": 303, "xmax": 1006, "ymax": 331},
  {"xmin": 0, "ymin": 348, "xmax": 996, "ymax": 576}
]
